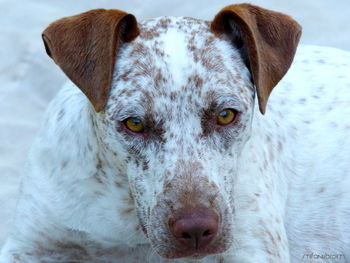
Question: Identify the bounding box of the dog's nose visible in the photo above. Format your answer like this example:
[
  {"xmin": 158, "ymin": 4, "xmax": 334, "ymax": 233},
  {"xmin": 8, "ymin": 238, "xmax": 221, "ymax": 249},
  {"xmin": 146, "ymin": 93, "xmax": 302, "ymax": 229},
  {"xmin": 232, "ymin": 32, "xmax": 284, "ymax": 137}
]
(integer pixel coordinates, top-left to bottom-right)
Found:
[{"xmin": 168, "ymin": 207, "xmax": 219, "ymax": 250}]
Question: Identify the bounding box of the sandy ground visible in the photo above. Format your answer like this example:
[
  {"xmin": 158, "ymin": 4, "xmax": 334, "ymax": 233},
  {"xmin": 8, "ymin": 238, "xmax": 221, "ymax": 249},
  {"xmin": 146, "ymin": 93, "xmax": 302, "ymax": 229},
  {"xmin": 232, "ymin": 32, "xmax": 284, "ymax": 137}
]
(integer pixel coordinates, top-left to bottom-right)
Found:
[{"xmin": 0, "ymin": 0, "xmax": 349, "ymax": 247}]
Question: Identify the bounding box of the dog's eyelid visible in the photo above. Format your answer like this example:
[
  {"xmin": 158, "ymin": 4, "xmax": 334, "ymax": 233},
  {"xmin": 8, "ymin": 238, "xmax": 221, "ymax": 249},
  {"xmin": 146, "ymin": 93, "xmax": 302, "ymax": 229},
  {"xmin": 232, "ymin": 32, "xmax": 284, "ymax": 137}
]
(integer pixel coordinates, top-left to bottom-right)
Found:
[
  {"xmin": 214, "ymin": 101, "xmax": 243, "ymax": 114},
  {"xmin": 207, "ymin": 94, "xmax": 243, "ymax": 111},
  {"xmin": 114, "ymin": 110, "xmax": 146, "ymax": 122}
]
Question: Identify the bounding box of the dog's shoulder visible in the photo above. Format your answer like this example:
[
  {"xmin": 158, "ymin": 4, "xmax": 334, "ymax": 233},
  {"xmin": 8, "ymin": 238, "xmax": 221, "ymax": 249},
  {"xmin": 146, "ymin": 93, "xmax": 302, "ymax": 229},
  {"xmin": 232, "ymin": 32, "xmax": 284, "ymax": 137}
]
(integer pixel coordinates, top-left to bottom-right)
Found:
[{"xmin": 263, "ymin": 45, "xmax": 350, "ymax": 134}]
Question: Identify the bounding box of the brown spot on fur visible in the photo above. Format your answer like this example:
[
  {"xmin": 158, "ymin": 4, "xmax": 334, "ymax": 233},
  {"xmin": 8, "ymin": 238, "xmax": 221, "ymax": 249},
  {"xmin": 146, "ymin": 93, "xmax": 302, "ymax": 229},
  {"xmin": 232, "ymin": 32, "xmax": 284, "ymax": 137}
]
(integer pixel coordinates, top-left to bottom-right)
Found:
[
  {"xmin": 318, "ymin": 187, "xmax": 325, "ymax": 193},
  {"xmin": 277, "ymin": 141, "xmax": 283, "ymax": 152},
  {"xmin": 57, "ymin": 109, "xmax": 65, "ymax": 121},
  {"xmin": 120, "ymin": 207, "xmax": 134, "ymax": 216},
  {"xmin": 201, "ymin": 100, "xmax": 218, "ymax": 137},
  {"xmin": 93, "ymin": 172, "xmax": 103, "ymax": 184},
  {"xmin": 330, "ymin": 122, "xmax": 338, "ymax": 128},
  {"xmin": 299, "ymin": 98, "xmax": 306, "ymax": 104}
]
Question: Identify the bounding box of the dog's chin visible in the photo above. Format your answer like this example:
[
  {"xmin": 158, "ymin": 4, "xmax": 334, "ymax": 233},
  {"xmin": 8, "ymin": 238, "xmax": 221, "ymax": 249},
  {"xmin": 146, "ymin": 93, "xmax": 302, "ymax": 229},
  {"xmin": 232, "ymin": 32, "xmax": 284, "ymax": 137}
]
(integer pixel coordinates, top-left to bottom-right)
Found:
[
  {"xmin": 157, "ymin": 251, "xmax": 221, "ymax": 260},
  {"xmin": 156, "ymin": 250, "xmax": 209, "ymax": 260},
  {"xmin": 153, "ymin": 244, "xmax": 228, "ymax": 260}
]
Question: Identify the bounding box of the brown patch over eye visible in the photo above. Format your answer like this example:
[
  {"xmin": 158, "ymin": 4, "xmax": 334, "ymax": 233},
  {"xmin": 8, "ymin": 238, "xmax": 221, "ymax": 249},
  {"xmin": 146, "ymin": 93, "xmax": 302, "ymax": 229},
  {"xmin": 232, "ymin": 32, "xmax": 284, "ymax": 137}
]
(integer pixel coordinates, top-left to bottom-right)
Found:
[
  {"xmin": 124, "ymin": 117, "xmax": 144, "ymax": 133},
  {"xmin": 216, "ymin": 109, "xmax": 237, "ymax": 126}
]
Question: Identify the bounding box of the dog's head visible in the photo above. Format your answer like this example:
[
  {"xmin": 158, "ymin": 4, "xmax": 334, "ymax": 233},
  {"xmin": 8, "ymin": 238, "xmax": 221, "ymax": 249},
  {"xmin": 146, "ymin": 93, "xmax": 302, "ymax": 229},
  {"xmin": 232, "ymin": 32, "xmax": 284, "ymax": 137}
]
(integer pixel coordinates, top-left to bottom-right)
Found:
[{"xmin": 42, "ymin": 4, "xmax": 301, "ymax": 259}]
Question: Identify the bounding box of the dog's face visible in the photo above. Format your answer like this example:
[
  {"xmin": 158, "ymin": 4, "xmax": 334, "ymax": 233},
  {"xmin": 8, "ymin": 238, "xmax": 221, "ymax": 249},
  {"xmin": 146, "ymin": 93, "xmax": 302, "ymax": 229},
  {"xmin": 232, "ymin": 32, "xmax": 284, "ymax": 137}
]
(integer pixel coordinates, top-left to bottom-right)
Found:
[
  {"xmin": 99, "ymin": 17, "xmax": 254, "ymax": 258},
  {"xmin": 42, "ymin": 4, "xmax": 301, "ymax": 259}
]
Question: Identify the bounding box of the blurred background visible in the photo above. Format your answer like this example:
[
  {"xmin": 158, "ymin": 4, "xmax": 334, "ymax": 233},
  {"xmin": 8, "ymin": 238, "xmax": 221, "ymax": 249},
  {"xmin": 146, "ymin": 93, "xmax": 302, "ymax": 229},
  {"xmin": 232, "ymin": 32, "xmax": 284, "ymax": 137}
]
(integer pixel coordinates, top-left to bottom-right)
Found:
[{"xmin": 0, "ymin": 0, "xmax": 349, "ymax": 246}]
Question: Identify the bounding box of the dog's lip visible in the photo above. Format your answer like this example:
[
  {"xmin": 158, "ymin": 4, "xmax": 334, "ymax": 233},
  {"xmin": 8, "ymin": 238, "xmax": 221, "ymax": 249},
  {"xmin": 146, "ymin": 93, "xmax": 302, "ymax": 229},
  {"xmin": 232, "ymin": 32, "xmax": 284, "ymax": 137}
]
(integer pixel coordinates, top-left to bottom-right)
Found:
[{"xmin": 164, "ymin": 250, "xmax": 209, "ymax": 259}]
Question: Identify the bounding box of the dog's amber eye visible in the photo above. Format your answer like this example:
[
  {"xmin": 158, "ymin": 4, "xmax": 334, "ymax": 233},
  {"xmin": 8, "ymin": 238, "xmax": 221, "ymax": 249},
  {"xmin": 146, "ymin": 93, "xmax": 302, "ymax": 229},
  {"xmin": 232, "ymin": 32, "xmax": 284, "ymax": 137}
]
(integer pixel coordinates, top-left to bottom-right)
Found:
[
  {"xmin": 125, "ymin": 117, "xmax": 144, "ymax": 133},
  {"xmin": 217, "ymin": 109, "xmax": 236, "ymax": 126}
]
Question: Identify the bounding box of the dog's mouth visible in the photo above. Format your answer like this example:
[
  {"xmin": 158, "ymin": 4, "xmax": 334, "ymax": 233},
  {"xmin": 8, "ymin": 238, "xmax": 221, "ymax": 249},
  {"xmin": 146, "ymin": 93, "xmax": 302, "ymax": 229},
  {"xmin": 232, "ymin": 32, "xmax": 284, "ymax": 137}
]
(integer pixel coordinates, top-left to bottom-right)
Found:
[{"xmin": 161, "ymin": 243, "xmax": 227, "ymax": 259}]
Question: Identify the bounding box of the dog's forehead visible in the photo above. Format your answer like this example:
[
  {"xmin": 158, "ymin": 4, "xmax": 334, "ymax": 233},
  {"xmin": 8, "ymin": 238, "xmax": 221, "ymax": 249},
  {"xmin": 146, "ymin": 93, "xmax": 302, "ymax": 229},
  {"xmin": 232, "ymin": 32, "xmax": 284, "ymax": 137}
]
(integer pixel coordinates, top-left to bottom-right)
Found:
[{"xmin": 108, "ymin": 16, "xmax": 253, "ymax": 117}]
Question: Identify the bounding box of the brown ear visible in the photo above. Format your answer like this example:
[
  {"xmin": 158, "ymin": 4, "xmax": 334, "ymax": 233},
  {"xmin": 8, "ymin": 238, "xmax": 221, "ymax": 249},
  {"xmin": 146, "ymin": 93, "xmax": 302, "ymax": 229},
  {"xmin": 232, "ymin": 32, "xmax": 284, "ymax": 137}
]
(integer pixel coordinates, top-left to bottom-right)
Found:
[
  {"xmin": 211, "ymin": 4, "xmax": 301, "ymax": 114},
  {"xmin": 42, "ymin": 9, "xmax": 140, "ymax": 112}
]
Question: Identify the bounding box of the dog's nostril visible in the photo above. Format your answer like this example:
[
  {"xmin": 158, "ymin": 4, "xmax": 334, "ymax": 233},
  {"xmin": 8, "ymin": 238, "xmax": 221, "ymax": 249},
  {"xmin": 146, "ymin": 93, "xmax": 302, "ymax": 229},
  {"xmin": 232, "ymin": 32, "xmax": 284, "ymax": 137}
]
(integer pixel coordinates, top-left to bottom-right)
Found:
[
  {"xmin": 180, "ymin": 229, "xmax": 211, "ymax": 240},
  {"xmin": 202, "ymin": 230, "xmax": 211, "ymax": 237},
  {"xmin": 181, "ymin": 232, "xmax": 191, "ymax": 239}
]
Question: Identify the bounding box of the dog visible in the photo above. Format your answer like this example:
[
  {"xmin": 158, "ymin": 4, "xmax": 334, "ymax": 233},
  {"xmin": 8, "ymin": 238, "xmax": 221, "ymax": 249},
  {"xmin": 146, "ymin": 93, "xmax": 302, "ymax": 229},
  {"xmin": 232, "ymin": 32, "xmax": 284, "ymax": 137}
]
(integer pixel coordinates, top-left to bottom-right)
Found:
[{"xmin": 1, "ymin": 3, "xmax": 349, "ymax": 263}]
